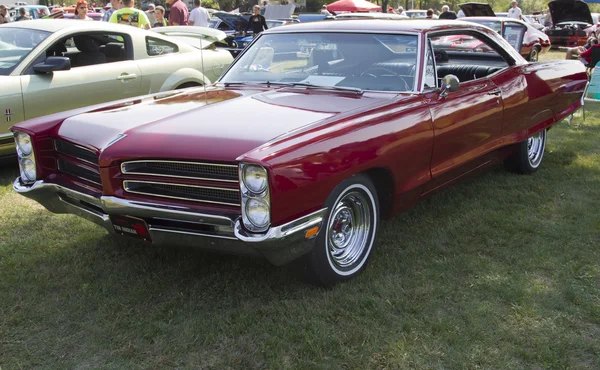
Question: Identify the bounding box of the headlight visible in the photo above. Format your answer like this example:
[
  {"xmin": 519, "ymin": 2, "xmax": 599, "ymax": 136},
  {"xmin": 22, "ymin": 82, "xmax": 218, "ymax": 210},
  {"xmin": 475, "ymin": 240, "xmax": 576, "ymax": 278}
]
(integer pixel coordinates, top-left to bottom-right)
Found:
[
  {"xmin": 242, "ymin": 164, "xmax": 267, "ymax": 194},
  {"xmin": 20, "ymin": 158, "xmax": 36, "ymax": 181},
  {"xmin": 15, "ymin": 132, "xmax": 32, "ymax": 156},
  {"xmin": 245, "ymin": 198, "xmax": 270, "ymax": 228},
  {"xmin": 240, "ymin": 163, "xmax": 270, "ymax": 232}
]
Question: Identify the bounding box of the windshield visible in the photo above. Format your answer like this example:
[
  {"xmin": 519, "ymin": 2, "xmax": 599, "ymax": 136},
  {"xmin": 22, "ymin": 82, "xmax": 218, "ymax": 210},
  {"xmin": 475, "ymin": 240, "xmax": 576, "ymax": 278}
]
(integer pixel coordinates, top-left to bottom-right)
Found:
[
  {"xmin": 0, "ymin": 28, "xmax": 50, "ymax": 76},
  {"xmin": 468, "ymin": 19, "xmax": 502, "ymax": 33},
  {"xmin": 209, "ymin": 19, "xmax": 219, "ymax": 28},
  {"xmin": 220, "ymin": 32, "xmax": 419, "ymax": 92}
]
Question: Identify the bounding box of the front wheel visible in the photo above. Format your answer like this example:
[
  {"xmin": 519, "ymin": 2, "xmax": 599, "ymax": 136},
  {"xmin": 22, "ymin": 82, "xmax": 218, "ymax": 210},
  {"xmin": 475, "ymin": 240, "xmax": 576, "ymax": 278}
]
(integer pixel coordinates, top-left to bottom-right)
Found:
[
  {"xmin": 295, "ymin": 174, "xmax": 380, "ymax": 287},
  {"xmin": 504, "ymin": 129, "xmax": 547, "ymax": 174}
]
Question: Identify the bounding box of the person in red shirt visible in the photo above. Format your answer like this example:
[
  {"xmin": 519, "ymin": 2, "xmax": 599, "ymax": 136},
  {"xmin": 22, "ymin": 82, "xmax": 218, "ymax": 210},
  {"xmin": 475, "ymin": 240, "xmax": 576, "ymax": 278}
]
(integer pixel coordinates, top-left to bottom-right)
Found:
[
  {"xmin": 580, "ymin": 38, "xmax": 599, "ymax": 66},
  {"xmin": 166, "ymin": 0, "xmax": 188, "ymax": 26}
]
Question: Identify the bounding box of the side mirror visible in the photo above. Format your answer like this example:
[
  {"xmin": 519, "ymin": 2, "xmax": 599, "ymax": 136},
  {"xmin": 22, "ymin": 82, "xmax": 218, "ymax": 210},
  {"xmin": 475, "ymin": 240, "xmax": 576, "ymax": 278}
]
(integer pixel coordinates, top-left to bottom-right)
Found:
[
  {"xmin": 33, "ymin": 57, "xmax": 71, "ymax": 73},
  {"xmin": 439, "ymin": 74, "xmax": 460, "ymax": 98}
]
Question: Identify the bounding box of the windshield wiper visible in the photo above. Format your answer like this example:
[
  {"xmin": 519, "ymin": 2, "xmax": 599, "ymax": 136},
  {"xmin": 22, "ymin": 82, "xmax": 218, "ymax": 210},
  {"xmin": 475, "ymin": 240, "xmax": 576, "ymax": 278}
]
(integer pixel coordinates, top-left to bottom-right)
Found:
[
  {"xmin": 266, "ymin": 82, "xmax": 364, "ymax": 95},
  {"xmin": 222, "ymin": 81, "xmax": 363, "ymax": 95}
]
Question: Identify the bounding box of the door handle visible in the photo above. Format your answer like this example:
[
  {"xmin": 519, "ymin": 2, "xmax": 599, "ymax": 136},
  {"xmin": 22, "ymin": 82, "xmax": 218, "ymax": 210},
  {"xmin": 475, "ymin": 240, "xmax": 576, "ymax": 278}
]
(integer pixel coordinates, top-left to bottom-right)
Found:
[
  {"xmin": 117, "ymin": 74, "xmax": 137, "ymax": 81},
  {"xmin": 487, "ymin": 89, "xmax": 501, "ymax": 96}
]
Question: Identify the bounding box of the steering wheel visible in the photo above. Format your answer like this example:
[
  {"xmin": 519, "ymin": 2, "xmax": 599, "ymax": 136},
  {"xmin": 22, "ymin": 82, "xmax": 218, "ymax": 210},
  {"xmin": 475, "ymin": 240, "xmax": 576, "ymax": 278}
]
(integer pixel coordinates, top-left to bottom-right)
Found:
[{"xmin": 360, "ymin": 67, "xmax": 398, "ymax": 78}]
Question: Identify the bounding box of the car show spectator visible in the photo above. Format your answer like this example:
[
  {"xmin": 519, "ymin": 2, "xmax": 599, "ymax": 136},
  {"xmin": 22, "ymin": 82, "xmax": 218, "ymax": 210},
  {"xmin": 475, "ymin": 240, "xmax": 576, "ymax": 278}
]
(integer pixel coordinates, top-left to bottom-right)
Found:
[
  {"xmin": 245, "ymin": 5, "xmax": 268, "ymax": 37},
  {"xmin": 565, "ymin": 36, "xmax": 598, "ymax": 60},
  {"xmin": 507, "ymin": 0, "xmax": 522, "ymax": 20},
  {"xmin": 145, "ymin": 3, "xmax": 157, "ymax": 26},
  {"xmin": 438, "ymin": 5, "xmax": 457, "ymax": 20},
  {"xmin": 109, "ymin": 0, "xmax": 150, "ymax": 29},
  {"xmin": 426, "ymin": 8, "xmax": 434, "ymax": 19},
  {"xmin": 189, "ymin": 0, "xmax": 210, "ymax": 27},
  {"xmin": 580, "ymin": 39, "xmax": 600, "ymax": 66},
  {"xmin": 167, "ymin": 0, "xmax": 188, "ymax": 26},
  {"xmin": 153, "ymin": 5, "xmax": 167, "ymax": 27},
  {"xmin": 15, "ymin": 7, "xmax": 31, "ymax": 21},
  {"xmin": 102, "ymin": 0, "xmax": 121, "ymax": 21},
  {"xmin": 0, "ymin": 5, "xmax": 10, "ymax": 23},
  {"xmin": 75, "ymin": 0, "xmax": 93, "ymax": 20},
  {"xmin": 320, "ymin": 5, "xmax": 331, "ymax": 15}
]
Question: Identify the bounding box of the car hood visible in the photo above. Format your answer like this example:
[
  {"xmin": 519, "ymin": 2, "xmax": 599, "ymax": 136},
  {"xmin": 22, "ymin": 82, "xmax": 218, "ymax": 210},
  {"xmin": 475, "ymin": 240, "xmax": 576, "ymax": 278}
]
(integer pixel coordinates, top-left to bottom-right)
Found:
[
  {"xmin": 56, "ymin": 87, "xmax": 392, "ymax": 166},
  {"xmin": 548, "ymin": 0, "xmax": 593, "ymax": 25},
  {"xmin": 459, "ymin": 2, "xmax": 495, "ymax": 17},
  {"xmin": 212, "ymin": 12, "xmax": 250, "ymax": 32}
]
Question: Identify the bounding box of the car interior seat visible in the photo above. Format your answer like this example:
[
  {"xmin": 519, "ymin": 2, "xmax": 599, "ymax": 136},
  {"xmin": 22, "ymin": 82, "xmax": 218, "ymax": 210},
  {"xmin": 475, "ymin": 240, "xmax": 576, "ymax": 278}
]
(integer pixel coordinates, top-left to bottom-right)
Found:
[
  {"xmin": 72, "ymin": 35, "xmax": 106, "ymax": 67},
  {"xmin": 104, "ymin": 42, "xmax": 125, "ymax": 63}
]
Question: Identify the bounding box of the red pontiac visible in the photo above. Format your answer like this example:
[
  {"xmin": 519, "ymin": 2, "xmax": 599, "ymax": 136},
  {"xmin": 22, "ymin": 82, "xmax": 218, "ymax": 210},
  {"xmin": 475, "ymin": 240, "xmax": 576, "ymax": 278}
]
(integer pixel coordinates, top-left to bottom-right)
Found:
[{"xmin": 12, "ymin": 20, "xmax": 589, "ymax": 286}]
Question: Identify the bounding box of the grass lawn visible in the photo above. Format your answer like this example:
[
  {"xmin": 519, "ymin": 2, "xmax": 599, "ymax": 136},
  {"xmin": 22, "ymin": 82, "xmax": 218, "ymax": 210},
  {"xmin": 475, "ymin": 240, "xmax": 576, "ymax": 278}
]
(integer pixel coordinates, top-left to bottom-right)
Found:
[{"xmin": 1, "ymin": 51, "xmax": 600, "ymax": 369}]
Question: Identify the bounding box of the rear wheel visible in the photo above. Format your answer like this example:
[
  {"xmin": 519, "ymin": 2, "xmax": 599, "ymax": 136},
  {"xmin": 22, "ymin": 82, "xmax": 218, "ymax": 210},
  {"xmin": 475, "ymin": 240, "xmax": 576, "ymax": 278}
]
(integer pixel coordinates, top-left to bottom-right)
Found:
[
  {"xmin": 527, "ymin": 46, "xmax": 540, "ymax": 62},
  {"xmin": 295, "ymin": 174, "xmax": 380, "ymax": 287},
  {"xmin": 504, "ymin": 129, "xmax": 547, "ymax": 174}
]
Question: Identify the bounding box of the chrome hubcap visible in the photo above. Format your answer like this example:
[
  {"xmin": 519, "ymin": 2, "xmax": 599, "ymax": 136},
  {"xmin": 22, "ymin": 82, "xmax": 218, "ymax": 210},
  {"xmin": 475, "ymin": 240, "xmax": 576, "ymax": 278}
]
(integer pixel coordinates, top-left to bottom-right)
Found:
[
  {"xmin": 328, "ymin": 191, "xmax": 371, "ymax": 269},
  {"xmin": 530, "ymin": 49, "xmax": 538, "ymax": 62},
  {"xmin": 527, "ymin": 130, "xmax": 546, "ymax": 168}
]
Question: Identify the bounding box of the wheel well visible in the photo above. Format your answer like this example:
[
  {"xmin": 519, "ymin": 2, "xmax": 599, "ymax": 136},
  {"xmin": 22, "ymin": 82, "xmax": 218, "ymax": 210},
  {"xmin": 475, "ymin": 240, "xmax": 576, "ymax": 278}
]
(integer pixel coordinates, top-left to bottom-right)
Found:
[
  {"xmin": 176, "ymin": 82, "xmax": 202, "ymax": 89},
  {"xmin": 363, "ymin": 167, "xmax": 394, "ymax": 219}
]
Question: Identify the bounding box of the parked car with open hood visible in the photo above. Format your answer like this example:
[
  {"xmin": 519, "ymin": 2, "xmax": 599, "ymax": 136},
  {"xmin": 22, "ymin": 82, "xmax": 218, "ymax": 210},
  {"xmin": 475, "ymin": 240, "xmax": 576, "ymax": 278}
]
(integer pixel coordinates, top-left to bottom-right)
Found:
[
  {"xmin": 544, "ymin": 0, "xmax": 597, "ymax": 48},
  {"xmin": 11, "ymin": 20, "xmax": 588, "ymax": 286},
  {"xmin": 0, "ymin": 20, "xmax": 232, "ymax": 159},
  {"xmin": 458, "ymin": 3, "xmax": 551, "ymax": 61}
]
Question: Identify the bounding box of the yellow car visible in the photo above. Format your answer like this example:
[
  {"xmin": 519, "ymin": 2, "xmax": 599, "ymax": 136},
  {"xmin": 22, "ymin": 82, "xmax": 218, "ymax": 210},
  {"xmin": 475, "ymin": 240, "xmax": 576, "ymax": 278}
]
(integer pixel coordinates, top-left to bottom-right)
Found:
[{"xmin": 0, "ymin": 20, "xmax": 233, "ymax": 158}]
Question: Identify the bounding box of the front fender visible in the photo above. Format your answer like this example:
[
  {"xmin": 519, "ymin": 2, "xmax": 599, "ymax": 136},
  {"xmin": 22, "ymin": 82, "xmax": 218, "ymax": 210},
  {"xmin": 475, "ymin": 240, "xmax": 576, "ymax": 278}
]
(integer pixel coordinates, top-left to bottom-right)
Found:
[{"xmin": 158, "ymin": 68, "xmax": 211, "ymax": 92}]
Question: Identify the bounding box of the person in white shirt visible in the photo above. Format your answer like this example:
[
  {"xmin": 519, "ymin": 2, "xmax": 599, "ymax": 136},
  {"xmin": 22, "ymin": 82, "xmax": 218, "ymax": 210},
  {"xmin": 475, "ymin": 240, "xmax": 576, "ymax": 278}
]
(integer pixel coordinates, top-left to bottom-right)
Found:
[
  {"xmin": 320, "ymin": 5, "xmax": 331, "ymax": 16},
  {"xmin": 507, "ymin": 0, "xmax": 522, "ymax": 20},
  {"xmin": 189, "ymin": 0, "xmax": 210, "ymax": 27}
]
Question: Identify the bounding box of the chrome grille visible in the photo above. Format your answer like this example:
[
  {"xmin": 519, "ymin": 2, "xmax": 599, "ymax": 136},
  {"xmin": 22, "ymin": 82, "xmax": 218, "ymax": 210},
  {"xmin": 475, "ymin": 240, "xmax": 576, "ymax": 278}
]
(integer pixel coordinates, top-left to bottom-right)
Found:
[
  {"xmin": 121, "ymin": 160, "xmax": 238, "ymax": 182},
  {"xmin": 124, "ymin": 180, "xmax": 240, "ymax": 206},
  {"xmin": 54, "ymin": 139, "xmax": 99, "ymax": 165},
  {"xmin": 57, "ymin": 159, "xmax": 101, "ymax": 186}
]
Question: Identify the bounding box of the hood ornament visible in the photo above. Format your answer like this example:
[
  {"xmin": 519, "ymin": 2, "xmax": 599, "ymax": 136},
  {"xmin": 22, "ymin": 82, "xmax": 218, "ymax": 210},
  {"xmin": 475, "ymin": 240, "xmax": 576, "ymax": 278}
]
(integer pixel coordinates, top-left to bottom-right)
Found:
[{"xmin": 104, "ymin": 134, "xmax": 127, "ymax": 150}]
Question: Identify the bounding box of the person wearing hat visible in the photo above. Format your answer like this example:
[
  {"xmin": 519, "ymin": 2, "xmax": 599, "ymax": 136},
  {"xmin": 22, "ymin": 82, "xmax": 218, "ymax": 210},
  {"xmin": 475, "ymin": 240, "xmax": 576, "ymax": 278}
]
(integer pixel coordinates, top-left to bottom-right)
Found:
[
  {"xmin": 320, "ymin": 5, "xmax": 331, "ymax": 15},
  {"xmin": 145, "ymin": 3, "xmax": 157, "ymax": 26},
  {"xmin": 75, "ymin": 0, "xmax": 93, "ymax": 20}
]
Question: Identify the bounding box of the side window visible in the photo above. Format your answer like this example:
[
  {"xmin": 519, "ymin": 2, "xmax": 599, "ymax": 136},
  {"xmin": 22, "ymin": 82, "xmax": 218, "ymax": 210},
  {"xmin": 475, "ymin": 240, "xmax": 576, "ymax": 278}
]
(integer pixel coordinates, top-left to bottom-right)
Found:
[
  {"xmin": 423, "ymin": 39, "xmax": 436, "ymax": 89},
  {"xmin": 429, "ymin": 32, "xmax": 509, "ymax": 84},
  {"xmin": 217, "ymin": 22, "xmax": 231, "ymax": 31},
  {"xmin": 146, "ymin": 37, "xmax": 179, "ymax": 56}
]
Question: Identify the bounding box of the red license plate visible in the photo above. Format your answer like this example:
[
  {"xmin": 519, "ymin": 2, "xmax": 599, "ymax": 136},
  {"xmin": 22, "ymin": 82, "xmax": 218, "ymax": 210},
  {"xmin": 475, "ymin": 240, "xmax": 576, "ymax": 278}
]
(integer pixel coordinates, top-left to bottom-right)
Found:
[{"xmin": 110, "ymin": 215, "xmax": 151, "ymax": 242}]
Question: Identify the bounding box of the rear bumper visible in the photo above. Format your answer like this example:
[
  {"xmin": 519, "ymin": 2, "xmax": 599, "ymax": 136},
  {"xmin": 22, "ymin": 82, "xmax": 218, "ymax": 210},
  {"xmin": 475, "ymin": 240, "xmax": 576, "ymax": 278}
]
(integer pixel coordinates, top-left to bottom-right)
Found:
[{"xmin": 13, "ymin": 178, "xmax": 327, "ymax": 266}]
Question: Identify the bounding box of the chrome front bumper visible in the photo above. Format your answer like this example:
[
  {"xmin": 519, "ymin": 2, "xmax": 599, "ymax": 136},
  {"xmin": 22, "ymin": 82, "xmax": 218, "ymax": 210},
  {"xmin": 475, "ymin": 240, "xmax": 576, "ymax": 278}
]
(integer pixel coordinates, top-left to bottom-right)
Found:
[{"xmin": 13, "ymin": 178, "xmax": 327, "ymax": 266}]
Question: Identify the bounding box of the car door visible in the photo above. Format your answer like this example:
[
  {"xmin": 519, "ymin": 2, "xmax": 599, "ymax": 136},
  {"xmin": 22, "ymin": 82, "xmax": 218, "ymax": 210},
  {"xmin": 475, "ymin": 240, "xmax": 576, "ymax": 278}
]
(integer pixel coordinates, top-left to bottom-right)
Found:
[
  {"xmin": 20, "ymin": 32, "xmax": 142, "ymax": 120},
  {"xmin": 424, "ymin": 34, "xmax": 504, "ymax": 189}
]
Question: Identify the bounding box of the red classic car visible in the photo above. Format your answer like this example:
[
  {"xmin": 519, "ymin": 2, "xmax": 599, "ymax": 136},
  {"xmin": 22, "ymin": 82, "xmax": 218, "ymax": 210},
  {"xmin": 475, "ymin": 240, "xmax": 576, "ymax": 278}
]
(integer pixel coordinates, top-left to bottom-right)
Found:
[
  {"xmin": 544, "ymin": 0, "xmax": 597, "ymax": 48},
  {"xmin": 11, "ymin": 20, "xmax": 588, "ymax": 286},
  {"xmin": 457, "ymin": 3, "xmax": 551, "ymax": 61}
]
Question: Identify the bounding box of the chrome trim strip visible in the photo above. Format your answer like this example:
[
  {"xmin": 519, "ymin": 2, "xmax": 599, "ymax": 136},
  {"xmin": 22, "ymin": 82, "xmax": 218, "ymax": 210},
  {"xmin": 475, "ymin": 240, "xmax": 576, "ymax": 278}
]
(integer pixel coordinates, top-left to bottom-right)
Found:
[
  {"xmin": 235, "ymin": 208, "xmax": 327, "ymax": 243},
  {"xmin": 123, "ymin": 180, "xmax": 241, "ymax": 207},
  {"xmin": 121, "ymin": 160, "xmax": 239, "ymax": 183}
]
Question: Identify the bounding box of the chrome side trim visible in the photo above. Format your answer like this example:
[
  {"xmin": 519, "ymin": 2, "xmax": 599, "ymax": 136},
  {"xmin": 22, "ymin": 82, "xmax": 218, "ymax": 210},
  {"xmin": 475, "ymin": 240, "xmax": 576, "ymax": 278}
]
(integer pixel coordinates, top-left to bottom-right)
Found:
[
  {"xmin": 235, "ymin": 208, "xmax": 327, "ymax": 243},
  {"xmin": 123, "ymin": 180, "xmax": 240, "ymax": 207}
]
